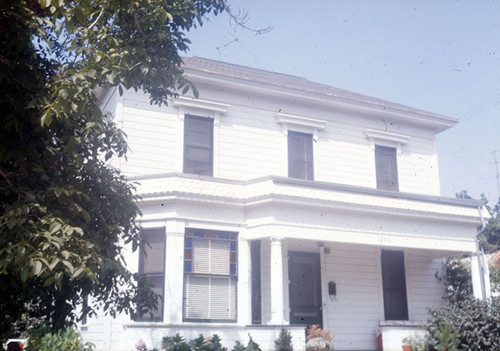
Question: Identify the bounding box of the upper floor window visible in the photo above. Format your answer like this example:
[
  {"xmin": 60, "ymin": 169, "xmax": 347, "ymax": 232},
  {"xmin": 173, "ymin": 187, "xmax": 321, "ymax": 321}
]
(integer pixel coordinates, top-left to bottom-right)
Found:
[
  {"xmin": 138, "ymin": 228, "xmax": 165, "ymax": 321},
  {"xmin": 288, "ymin": 131, "xmax": 314, "ymax": 180},
  {"xmin": 184, "ymin": 114, "xmax": 213, "ymax": 176},
  {"xmin": 183, "ymin": 229, "xmax": 238, "ymax": 322},
  {"xmin": 375, "ymin": 145, "xmax": 398, "ymax": 191}
]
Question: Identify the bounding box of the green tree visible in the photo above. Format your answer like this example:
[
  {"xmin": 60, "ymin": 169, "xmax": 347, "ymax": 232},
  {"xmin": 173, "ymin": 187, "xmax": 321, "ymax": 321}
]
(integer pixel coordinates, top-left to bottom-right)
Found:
[
  {"xmin": 0, "ymin": 0, "xmax": 232, "ymax": 342},
  {"xmin": 478, "ymin": 195, "xmax": 500, "ymax": 253},
  {"xmin": 455, "ymin": 191, "xmax": 500, "ymax": 253}
]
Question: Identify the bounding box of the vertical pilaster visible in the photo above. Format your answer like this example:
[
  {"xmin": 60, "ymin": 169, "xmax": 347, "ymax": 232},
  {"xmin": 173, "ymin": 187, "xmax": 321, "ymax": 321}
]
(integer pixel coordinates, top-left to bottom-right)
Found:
[
  {"xmin": 237, "ymin": 236, "xmax": 252, "ymax": 325},
  {"xmin": 164, "ymin": 220, "xmax": 185, "ymax": 323},
  {"xmin": 269, "ymin": 236, "xmax": 286, "ymax": 325}
]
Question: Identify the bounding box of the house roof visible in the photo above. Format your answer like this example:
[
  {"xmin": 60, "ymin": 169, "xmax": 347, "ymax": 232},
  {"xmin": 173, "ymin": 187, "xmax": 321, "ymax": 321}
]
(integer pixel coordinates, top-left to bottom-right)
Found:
[
  {"xmin": 182, "ymin": 56, "xmax": 457, "ymax": 132},
  {"xmin": 489, "ymin": 250, "xmax": 500, "ymax": 268}
]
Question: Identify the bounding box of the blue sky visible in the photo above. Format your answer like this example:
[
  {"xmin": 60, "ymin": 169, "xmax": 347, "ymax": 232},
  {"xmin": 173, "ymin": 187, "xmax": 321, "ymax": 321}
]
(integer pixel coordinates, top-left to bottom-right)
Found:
[{"xmin": 186, "ymin": 0, "xmax": 500, "ymax": 202}]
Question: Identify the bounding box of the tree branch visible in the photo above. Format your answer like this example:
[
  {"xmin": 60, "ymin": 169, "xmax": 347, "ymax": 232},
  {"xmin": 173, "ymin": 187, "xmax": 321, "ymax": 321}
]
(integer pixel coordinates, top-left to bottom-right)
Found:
[
  {"xmin": 223, "ymin": 2, "xmax": 272, "ymax": 35},
  {"xmin": 133, "ymin": 13, "xmax": 147, "ymax": 38},
  {"xmin": 0, "ymin": 168, "xmax": 15, "ymax": 190}
]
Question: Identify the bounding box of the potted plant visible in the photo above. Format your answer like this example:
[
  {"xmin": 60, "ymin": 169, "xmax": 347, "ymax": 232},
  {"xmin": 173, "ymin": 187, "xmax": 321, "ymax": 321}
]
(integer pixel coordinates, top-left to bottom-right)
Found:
[
  {"xmin": 402, "ymin": 337, "xmax": 412, "ymax": 351},
  {"xmin": 305, "ymin": 325, "xmax": 335, "ymax": 351}
]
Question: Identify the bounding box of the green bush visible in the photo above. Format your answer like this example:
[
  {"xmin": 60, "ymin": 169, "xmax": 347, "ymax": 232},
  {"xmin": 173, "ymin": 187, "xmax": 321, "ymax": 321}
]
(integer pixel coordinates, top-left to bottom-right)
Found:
[
  {"xmin": 231, "ymin": 335, "xmax": 261, "ymax": 351},
  {"xmin": 274, "ymin": 327, "xmax": 293, "ymax": 351},
  {"xmin": 162, "ymin": 334, "xmax": 191, "ymax": 351},
  {"xmin": 163, "ymin": 334, "xmax": 228, "ymax": 351},
  {"xmin": 441, "ymin": 257, "xmax": 472, "ymax": 302},
  {"xmin": 26, "ymin": 326, "xmax": 94, "ymax": 351},
  {"xmin": 426, "ymin": 297, "xmax": 500, "ymax": 351}
]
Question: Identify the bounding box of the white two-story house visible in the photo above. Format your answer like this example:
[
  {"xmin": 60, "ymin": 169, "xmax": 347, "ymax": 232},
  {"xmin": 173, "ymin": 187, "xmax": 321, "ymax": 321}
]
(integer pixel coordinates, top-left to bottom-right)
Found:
[{"xmin": 82, "ymin": 57, "xmax": 490, "ymax": 351}]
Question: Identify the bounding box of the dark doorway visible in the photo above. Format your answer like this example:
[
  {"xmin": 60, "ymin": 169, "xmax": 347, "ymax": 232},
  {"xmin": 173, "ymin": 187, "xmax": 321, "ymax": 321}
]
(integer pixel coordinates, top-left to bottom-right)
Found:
[
  {"xmin": 288, "ymin": 252, "xmax": 322, "ymax": 326},
  {"xmin": 381, "ymin": 249, "xmax": 409, "ymax": 320}
]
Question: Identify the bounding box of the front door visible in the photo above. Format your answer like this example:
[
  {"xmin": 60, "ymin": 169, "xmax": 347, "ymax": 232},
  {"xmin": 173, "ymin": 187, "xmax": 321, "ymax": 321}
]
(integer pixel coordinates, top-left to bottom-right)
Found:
[{"xmin": 288, "ymin": 252, "xmax": 322, "ymax": 326}]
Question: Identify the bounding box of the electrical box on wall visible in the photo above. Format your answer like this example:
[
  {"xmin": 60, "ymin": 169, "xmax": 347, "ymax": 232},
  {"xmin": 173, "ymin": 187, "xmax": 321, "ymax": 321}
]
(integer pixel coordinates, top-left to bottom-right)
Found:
[{"xmin": 328, "ymin": 281, "xmax": 336, "ymax": 296}]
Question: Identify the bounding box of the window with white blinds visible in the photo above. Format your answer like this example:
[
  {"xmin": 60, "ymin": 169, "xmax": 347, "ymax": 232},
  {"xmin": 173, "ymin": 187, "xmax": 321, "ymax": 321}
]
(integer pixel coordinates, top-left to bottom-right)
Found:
[
  {"xmin": 138, "ymin": 228, "xmax": 165, "ymax": 321},
  {"xmin": 183, "ymin": 229, "xmax": 237, "ymax": 322}
]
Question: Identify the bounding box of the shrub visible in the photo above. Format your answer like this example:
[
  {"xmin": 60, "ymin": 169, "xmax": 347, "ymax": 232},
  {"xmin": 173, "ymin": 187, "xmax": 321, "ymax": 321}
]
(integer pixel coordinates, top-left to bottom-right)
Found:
[
  {"xmin": 441, "ymin": 257, "xmax": 472, "ymax": 302},
  {"xmin": 206, "ymin": 335, "xmax": 227, "ymax": 351},
  {"xmin": 162, "ymin": 334, "xmax": 191, "ymax": 351},
  {"xmin": 490, "ymin": 266, "xmax": 500, "ymax": 294},
  {"xmin": 26, "ymin": 326, "xmax": 94, "ymax": 351},
  {"xmin": 274, "ymin": 327, "xmax": 293, "ymax": 351},
  {"xmin": 231, "ymin": 335, "xmax": 261, "ymax": 351},
  {"xmin": 426, "ymin": 297, "xmax": 500, "ymax": 351}
]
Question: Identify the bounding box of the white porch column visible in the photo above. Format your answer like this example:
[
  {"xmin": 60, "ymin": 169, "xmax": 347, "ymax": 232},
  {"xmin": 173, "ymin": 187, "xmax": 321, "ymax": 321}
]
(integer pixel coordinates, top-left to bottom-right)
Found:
[
  {"xmin": 471, "ymin": 252, "xmax": 491, "ymax": 300},
  {"xmin": 269, "ymin": 236, "xmax": 286, "ymax": 325},
  {"xmin": 164, "ymin": 220, "xmax": 185, "ymax": 323},
  {"xmin": 237, "ymin": 236, "xmax": 252, "ymax": 325}
]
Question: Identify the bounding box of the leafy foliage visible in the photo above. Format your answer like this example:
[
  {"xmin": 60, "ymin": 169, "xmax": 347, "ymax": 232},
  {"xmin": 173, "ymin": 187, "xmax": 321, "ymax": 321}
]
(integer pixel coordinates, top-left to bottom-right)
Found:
[
  {"xmin": 163, "ymin": 334, "xmax": 191, "ymax": 351},
  {"xmin": 274, "ymin": 327, "xmax": 293, "ymax": 351},
  {"xmin": 0, "ymin": 0, "xmax": 228, "ymax": 342},
  {"xmin": 25, "ymin": 326, "xmax": 94, "ymax": 351},
  {"xmin": 432, "ymin": 323, "xmax": 459, "ymax": 351},
  {"xmin": 440, "ymin": 257, "xmax": 472, "ymax": 302},
  {"xmin": 305, "ymin": 325, "xmax": 333, "ymax": 343},
  {"xmin": 456, "ymin": 191, "xmax": 500, "ymax": 253},
  {"xmin": 243, "ymin": 336, "xmax": 261, "ymax": 351},
  {"xmin": 163, "ymin": 334, "xmax": 231, "ymax": 351},
  {"xmin": 402, "ymin": 334, "xmax": 427, "ymax": 351},
  {"xmin": 425, "ymin": 297, "xmax": 500, "ymax": 351},
  {"xmin": 478, "ymin": 195, "xmax": 500, "ymax": 253},
  {"xmin": 490, "ymin": 266, "xmax": 500, "ymax": 294},
  {"xmin": 189, "ymin": 335, "xmax": 227, "ymax": 351},
  {"xmin": 231, "ymin": 336, "xmax": 261, "ymax": 351}
]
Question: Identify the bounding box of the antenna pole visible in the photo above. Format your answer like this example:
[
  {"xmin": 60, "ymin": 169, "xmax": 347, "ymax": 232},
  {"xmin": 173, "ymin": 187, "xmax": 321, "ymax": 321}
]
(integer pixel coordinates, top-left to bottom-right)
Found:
[{"xmin": 494, "ymin": 150, "xmax": 500, "ymax": 201}]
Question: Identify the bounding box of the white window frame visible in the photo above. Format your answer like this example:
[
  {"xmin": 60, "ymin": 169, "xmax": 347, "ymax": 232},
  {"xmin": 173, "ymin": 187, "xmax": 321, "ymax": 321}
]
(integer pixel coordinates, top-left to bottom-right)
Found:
[
  {"xmin": 276, "ymin": 112, "xmax": 327, "ymax": 178},
  {"xmin": 173, "ymin": 97, "xmax": 229, "ymax": 177}
]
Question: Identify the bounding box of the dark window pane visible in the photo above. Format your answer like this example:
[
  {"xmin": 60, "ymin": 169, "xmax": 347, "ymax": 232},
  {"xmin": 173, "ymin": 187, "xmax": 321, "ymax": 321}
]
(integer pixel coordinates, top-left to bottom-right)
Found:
[
  {"xmin": 138, "ymin": 228, "xmax": 165, "ymax": 322},
  {"xmin": 251, "ymin": 240, "xmax": 262, "ymax": 324},
  {"xmin": 381, "ymin": 250, "xmax": 408, "ymax": 320},
  {"xmin": 184, "ymin": 115, "xmax": 213, "ymax": 176},
  {"xmin": 288, "ymin": 131, "xmax": 314, "ymax": 180},
  {"xmin": 375, "ymin": 145, "xmax": 399, "ymax": 191}
]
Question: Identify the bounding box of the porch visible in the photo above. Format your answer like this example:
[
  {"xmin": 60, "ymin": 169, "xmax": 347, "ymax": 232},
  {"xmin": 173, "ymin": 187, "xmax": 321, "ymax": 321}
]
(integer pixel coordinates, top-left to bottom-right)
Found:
[{"xmin": 94, "ymin": 174, "xmax": 490, "ymax": 351}]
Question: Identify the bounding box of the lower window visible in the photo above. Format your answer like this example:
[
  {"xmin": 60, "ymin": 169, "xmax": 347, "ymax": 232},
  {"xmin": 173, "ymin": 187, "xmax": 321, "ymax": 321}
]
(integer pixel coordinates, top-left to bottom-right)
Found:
[
  {"xmin": 183, "ymin": 229, "xmax": 238, "ymax": 322},
  {"xmin": 138, "ymin": 228, "xmax": 165, "ymax": 321}
]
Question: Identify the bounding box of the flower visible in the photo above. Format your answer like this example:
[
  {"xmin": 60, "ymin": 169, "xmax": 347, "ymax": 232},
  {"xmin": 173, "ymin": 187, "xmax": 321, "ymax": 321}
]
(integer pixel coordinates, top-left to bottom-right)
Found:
[{"xmin": 135, "ymin": 339, "xmax": 147, "ymax": 351}]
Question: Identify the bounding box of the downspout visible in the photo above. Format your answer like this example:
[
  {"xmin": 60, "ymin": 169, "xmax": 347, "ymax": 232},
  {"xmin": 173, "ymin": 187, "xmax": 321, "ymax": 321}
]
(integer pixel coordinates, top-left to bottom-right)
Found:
[{"xmin": 476, "ymin": 206, "xmax": 488, "ymax": 300}]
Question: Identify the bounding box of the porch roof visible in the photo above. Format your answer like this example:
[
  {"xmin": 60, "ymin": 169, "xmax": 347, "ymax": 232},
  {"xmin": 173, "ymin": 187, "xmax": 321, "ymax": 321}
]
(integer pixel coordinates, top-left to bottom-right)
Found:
[{"xmin": 131, "ymin": 173, "xmax": 486, "ymax": 224}]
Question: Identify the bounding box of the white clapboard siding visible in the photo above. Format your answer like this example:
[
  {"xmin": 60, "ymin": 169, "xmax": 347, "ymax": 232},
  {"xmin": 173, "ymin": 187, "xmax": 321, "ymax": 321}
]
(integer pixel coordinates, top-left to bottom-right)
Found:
[
  {"xmin": 323, "ymin": 243, "xmax": 381, "ymax": 351},
  {"xmin": 115, "ymin": 87, "xmax": 443, "ymax": 196},
  {"xmin": 406, "ymin": 250, "xmax": 446, "ymax": 321}
]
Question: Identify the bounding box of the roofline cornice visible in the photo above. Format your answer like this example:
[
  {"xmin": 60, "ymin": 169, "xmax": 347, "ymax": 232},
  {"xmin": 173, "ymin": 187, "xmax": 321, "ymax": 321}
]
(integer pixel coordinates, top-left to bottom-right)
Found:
[{"xmin": 183, "ymin": 67, "xmax": 457, "ymax": 133}]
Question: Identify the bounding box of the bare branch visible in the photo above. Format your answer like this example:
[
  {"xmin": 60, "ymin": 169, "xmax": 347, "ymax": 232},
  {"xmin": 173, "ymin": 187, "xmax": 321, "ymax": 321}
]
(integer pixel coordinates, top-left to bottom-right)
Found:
[
  {"xmin": 223, "ymin": 2, "xmax": 272, "ymax": 35},
  {"xmin": 87, "ymin": 5, "xmax": 105, "ymax": 30}
]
